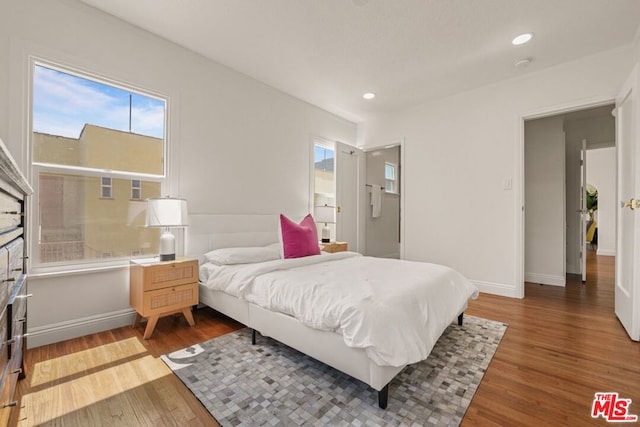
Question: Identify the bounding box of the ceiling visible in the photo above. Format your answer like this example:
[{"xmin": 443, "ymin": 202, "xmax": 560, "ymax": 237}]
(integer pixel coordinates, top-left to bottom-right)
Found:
[{"xmin": 79, "ymin": 0, "xmax": 640, "ymax": 123}]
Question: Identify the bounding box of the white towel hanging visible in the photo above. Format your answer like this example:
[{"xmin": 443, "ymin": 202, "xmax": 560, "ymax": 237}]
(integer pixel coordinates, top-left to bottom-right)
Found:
[{"xmin": 370, "ymin": 185, "xmax": 382, "ymax": 218}]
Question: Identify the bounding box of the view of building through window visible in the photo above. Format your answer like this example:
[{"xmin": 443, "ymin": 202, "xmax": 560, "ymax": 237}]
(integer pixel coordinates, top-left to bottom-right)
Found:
[{"xmin": 32, "ymin": 63, "xmax": 166, "ymax": 265}]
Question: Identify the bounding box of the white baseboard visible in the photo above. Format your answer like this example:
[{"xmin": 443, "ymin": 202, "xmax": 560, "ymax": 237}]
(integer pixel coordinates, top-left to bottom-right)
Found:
[
  {"xmin": 27, "ymin": 308, "xmax": 137, "ymax": 349},
  {"xmin": 597, "ymin": 248, "xmax": 616, "ymax": 256},
  {"xmin": 525, "ymin": 272, "xmax": 565, "ymax": 287},
  {"xmin": 472, "ymin": 280, "xmax": 520, "ymax": 298}
]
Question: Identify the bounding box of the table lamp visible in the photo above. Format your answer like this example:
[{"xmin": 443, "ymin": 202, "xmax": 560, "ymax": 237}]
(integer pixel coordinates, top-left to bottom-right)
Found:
[
  {"xmin": 314, "ymin": 205, "xmax": 335, "ymax": 243},
  {"xmin": 145, "ymin": 197, "xmax": 189, "ymax": 261}
]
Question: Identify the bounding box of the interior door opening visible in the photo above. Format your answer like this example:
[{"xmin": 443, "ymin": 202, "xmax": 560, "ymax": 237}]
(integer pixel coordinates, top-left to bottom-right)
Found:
[
  {"xmin": 310, "ymin": 138, "xmax": 362, "ymax": 252},
  {"xmin": 524, "ymin": 104, "xmax": 615, "ymax": 295},
  {"xmin": 312, "ymin": 139, "xmax": 336, "ymax": 243},
  {"xmin": 363, "ymin": 144, "xmax": 401, "ymax": 259}
]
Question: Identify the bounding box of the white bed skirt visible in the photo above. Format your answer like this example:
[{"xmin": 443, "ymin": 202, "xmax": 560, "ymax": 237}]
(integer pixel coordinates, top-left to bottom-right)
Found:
[{"xmin": 199, "ymin": 284, "xmax": 404, "ymax": 392}]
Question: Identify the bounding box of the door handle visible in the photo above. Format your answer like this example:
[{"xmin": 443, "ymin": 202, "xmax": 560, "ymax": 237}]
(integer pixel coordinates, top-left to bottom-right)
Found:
[{"xmin": 620, "ymin": 198, "xmax": 640, "ymax": 210}]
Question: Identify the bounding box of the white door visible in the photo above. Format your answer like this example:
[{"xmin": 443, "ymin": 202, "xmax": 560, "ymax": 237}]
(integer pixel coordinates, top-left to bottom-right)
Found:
[
  {"xmin": 336, "ymin": 142, "xmax": 362, "ymax": 251},
  {"xmin": 580, "ymin": 139, "xmax": 587, "ymax": 282},
  {"xmin": 615, "ymin": 65, "xmax": 640, "ymax": 341}
]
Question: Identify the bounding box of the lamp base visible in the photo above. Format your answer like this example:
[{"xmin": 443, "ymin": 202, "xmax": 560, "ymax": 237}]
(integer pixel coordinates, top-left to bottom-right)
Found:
[
  {"xmin": 321, "ymin": 224, "xmax": 331, "ymax": 244},
  {"xmin": 159, "ymin": 229, "xmax": 176, "ymax": 262}
]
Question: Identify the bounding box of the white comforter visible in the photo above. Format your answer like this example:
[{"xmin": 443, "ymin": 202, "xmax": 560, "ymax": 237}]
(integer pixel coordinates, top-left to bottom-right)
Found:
[{"xmin": 200, "ymin": 252, "xmax": 479, "ymax": 367}]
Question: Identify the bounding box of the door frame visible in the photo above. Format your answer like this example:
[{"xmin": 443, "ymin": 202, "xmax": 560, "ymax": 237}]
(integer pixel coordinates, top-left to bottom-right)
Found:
[
  {"xmin": 614, "ymin": 67, "xmax": 640, "ymax": 340},
  {"xmin": 360, "ymin": 138, "xmax": 406, "ymax": 259},
  {"xmin": 580, "ymin": 139, "xmax": 587, "ymax": 282},
  {"xmin": 309, "ymin": 135, "xmax": 337, "ymax": 234},
  {"xmin": 516, "ymin": 97, "xmax": 615, "ymax": 298},
  {"xmin": 308, "ymin": 136, "xmax": 363, "ymax": 252}
]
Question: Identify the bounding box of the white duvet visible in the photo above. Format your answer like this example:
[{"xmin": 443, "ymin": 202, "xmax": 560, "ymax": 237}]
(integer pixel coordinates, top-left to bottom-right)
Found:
[{"xmin": 200, "ymin": 252, "xmax": 479, "ymax": 367}]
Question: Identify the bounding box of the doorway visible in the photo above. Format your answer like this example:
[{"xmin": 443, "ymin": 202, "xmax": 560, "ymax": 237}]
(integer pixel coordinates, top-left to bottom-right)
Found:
[
  {"xmin": 524, "ymin": 104, "xmax": 615, "ymax": 292},
  {"xmin": 310, "ymin": 138, "xmax": 363, "ymax": 252},
  {"xmin": 363, "ymin": 145, "xmax": 402, "ymax": 258}
]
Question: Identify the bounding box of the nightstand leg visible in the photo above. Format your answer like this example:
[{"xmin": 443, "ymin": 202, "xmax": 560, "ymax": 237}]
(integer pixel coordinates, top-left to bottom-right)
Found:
[
  {"xmin": 143, "ymin": 316, "xmax": 159, "ymax": 339},
  {"xmin": 133, "ymin": 313, "xmax": 142, "ymax": 328},
  {"xmin": 182, "ymin": 307, "xmax": 195, "ymax": 327}
]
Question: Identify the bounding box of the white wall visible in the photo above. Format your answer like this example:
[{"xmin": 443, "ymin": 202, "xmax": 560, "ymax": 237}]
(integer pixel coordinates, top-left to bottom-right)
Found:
[
  {"xmin": 358, "ymin": 46, "xmax": 635, "ymax": 297},
  {"xmin": 0, "ymin": 0, "xmax": 356, "ymax": 347},
  {"xmin": 524, "ymin": 117, "xmax": 566, "ymax": 286},
  {"xmin": 587, "ymin": 147, "xmax": 616, "ymax": 256}
]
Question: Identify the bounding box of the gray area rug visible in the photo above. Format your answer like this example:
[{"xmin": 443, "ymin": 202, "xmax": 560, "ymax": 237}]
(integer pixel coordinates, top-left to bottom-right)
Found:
[{"xmin": 162, "ymin": 315, "xmax": 507, "ymax": 426}]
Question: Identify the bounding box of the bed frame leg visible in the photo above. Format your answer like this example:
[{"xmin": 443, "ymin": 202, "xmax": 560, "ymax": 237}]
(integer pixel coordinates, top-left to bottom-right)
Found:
[
  {"xmin": 378, "ymin": 385, "xmax": 388, "ymax": 409},
  {"xmin": 251, "ymin": 329, "xmax": 256, "ymax": 345},
  {"xmin": 458, "ymin": 313, "xmax": 464, "ymax": 326}
]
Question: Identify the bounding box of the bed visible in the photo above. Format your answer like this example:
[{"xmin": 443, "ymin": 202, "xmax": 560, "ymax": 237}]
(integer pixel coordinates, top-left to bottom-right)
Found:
[{"xmin": 186, "ymin": 214, "xmax": 479, "ymax": 408}]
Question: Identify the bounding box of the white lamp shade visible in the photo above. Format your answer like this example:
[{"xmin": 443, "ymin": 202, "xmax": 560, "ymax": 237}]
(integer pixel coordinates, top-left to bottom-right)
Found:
[
  {"xmin": 145, "ymin": 197, "xmax": 189, "ymax": 228},
  {"xmin": 314, "ymin": 205, "xmax": 335, "ymax": 224}
]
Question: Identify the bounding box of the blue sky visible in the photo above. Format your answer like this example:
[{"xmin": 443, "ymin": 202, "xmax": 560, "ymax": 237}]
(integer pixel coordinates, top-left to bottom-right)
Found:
[
  {"xmin": 314, "ymin": 145, "xmax": 334, "ymax": 162},
  {"xmin": 33, "ymin": 65, "xmax": 165, "ymax": 139}
]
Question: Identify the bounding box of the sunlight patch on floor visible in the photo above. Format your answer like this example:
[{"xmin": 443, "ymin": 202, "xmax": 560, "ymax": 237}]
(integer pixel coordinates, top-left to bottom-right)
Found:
[
  {"xmin": 28, "ymin": 337, "xmax": 146, "ymax": 388},
  {"xmin": 18, "ymin": 338, "xmax": 172, "ymax": 425}
]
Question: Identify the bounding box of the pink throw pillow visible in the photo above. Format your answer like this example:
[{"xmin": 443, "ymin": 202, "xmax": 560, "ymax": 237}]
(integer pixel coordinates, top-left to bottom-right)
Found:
[{"xmin": 280, "ymin": 214, "xmax": 321, "ymax": 259}]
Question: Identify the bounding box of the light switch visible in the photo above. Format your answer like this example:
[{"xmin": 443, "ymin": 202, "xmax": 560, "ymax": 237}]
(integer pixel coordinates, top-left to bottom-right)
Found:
[{"xmin": 504, "ymin": 178, "xmax": 513, "ymax": 190}]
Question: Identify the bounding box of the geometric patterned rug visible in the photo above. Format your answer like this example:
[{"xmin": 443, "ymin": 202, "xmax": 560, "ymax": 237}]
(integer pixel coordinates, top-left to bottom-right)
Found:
[{"xmin": 161, "ymin": 315, "xmax": 507, "ymax": 426}]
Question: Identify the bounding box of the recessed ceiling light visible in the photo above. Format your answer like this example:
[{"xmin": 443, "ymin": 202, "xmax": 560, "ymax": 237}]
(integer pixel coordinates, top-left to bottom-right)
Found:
[
  {"xmin": 512, "ymin": 33, "xmax": 533, "ymax": 46},
  {"xmin": 363, "ymin": 92, "xmax": 376, "ymax": 100}
]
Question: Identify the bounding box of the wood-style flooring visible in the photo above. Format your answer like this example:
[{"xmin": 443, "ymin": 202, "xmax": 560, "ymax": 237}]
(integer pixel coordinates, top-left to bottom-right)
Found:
[
  {"xmin": 463, "ymin": 251, "xmax": 640, "ymax": 426},
  {"xmin": 12, "ymin": 250, "xmax": 640, "ymax": 426},
  {"xmin": 14, "ymin": 309, "xmax": 241, "ymax": 426}
]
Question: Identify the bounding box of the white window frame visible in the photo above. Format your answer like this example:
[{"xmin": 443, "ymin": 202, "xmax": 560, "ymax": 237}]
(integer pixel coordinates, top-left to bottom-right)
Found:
[
  {"xmin": 29, "ymin": 58, "xmax": 169, "ymax": 274},
  {"xmin": 131, "ymin": 179, "xmax": 142, "ymax": 200},
  {"xmin": 100, "ymin": 177, "xmax": 113, "ymax": 199},
  {"xmin": 385, "ymin": 162, "xmax": 398, "ymax": 194}
]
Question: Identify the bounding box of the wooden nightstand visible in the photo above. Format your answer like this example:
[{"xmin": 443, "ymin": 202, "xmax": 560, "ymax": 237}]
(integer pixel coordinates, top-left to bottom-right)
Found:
[
  {"xmin": 321, "ymin": 242, "xmax": 348, "ymax": 253},
  {"xmin": 130, "ymin": 257, "xmax": 199, "ymax": 339}
]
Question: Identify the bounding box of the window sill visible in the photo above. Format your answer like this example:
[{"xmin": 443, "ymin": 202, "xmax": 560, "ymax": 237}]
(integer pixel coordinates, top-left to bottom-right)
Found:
[{"xmin": 29, "ymin": 261, "xmax": 130, "ymax": 279}]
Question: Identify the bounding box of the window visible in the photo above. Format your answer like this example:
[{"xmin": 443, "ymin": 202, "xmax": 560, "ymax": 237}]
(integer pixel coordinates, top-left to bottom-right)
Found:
[
  {"xmin": 100, "ymin": 177, "xmax": 113, "ymax": 199},
  {"xmin": 32, "ymin": 62, "xmax": 166, "ymax": 268},
  {"xmin": 385, "ymin": 162, "xmax": 397, "ymax": 193},
  {"xmin": 313, "ymin": 141, "xmax": 336, "ymax": 239},
  {"xmin": 131, "ymin": 179, "xmax": 142, "ymax": 200}
]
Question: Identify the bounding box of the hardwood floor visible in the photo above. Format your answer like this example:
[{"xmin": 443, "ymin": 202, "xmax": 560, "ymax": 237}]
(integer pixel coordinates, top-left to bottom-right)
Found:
[
  {"xmin": 463, "ymin": 251, "xmax": 640, "ymax": 426},
  {"xmin": 14, "ymin": 308, "xmax": 242, "ymax": 426},
  {"xmin": 13, "ymin": 250, "xmax": 639, "ymax": 426}
]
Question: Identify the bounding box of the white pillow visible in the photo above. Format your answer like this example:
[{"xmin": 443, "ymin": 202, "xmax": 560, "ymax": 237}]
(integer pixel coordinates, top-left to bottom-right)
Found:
[{"xmin": 204, "ymin": 244, "xmax": 280, "ymax": 265}]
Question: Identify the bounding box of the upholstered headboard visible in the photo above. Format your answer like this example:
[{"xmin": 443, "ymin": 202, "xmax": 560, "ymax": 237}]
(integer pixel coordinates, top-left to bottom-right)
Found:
[{"xmin": 185, "ymin": 214, "xmax": 281, "ymax": 260}]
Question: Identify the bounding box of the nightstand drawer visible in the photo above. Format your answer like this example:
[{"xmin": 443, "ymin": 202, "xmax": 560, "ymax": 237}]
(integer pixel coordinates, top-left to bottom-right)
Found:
[
  {"xmin": 143, "ymin": 282, "xmax": 198, "ymax": 316},
  {"xmin": 144, "ymin": 260, "xmax": 197, "ymax": 291},
  {"xmin": 322, "ymin": 242, "xmax": 348, "ymax": 253}
]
